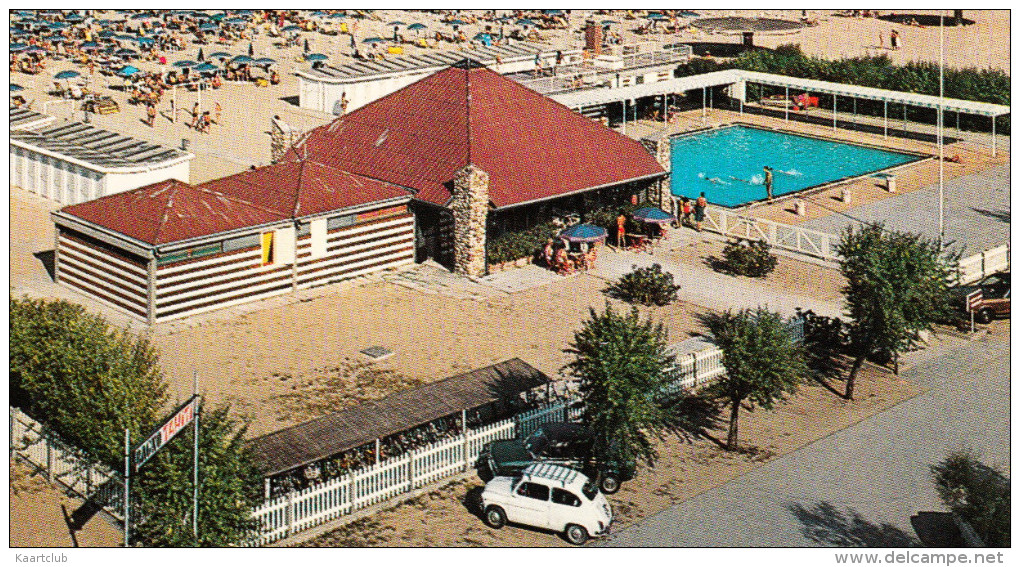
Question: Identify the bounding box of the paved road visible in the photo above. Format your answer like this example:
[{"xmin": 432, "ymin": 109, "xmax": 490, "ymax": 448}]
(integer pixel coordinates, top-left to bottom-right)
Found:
[{"xmin": 604, "ymin": 331, "xmax": 1010, "ymax": 547}]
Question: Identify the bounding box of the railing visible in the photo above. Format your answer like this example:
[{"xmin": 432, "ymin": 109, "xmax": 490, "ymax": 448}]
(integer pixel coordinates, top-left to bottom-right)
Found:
[
  {"xmin": 701, "ymin": 207, "xmax": 840, "ymax": 263},
  {"xmin": 956, "ymin": 243, "xmax": 1010, "ymax": 285},
  {"xmin": 10, "ymin": 407, "xmax": 124, "ymax": 521}
]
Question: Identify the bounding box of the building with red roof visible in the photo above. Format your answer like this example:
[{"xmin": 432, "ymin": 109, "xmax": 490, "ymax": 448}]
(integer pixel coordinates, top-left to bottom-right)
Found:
[
  {"xmin": 52, "ymin": 159, "xmax": 415, "ymax": 323},
  {"xmin": 291, "ymin": 59, "xmax": 667, "ymax": 274},
  {"xmin": 51, "ymin": 59, "xmax": 668, "ymax": 321}
]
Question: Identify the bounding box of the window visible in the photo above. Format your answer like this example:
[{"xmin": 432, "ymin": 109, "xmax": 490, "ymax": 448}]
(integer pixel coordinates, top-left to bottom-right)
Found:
[
  {"xmin": 309, "ymin": 218, "xmax": 327, "ymax": 259},
  {"xmin": 223, "ymin": 233, "xmax": 261, "ymax": 252},
  {"xmin": 551, "ymin": 488, "xmax": 581, "ymax": 507},
  {"xmin": 516, "ymin": 482, "xmax": 550, "ymax": 501},
  {"xmin": 327, "ymin": 214, "xmax": 356, "ymax": 230}
]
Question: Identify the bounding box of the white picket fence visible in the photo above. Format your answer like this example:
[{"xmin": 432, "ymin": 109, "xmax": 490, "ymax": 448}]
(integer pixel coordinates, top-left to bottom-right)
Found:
[
  {"xmin": 10, "ymin": 407, "xmax": 124, "ymax": 520},
  {"xmin": 251, "ymin": 404, "xmax": 567, "ymax": 544},
  {"xmin": 956, "ymin": 243, "xmax": 1010, "ymax": 285}
]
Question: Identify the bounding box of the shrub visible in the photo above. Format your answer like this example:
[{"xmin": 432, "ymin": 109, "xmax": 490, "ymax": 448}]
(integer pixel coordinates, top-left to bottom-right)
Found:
[
  {"xmin": 606, "ymin": 263, "xmax": 681, "ymax": 306},
  {"xmin": 722, "ymin": 239, "xmax": 778, "ymax": 278},
  {"xmin": 486, "ymin": 221, "xmax": 558, "ymax": 265},
  {"xmin": 931, "ymin": 450, "xmax": 1010, "ymax": 547}
]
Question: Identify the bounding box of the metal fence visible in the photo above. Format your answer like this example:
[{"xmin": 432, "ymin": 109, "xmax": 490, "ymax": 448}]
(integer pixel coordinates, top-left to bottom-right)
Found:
[
  {"xmin": 956, "ymin": 243, "xmax": 1010, "ymax": 285},
  {"xmin": 10, "ymin": 407, "xmax": 124, "ymax": 520},
  {"xmin": 701, "ymin": 207, "xmax": 840, "ymax": 263}
]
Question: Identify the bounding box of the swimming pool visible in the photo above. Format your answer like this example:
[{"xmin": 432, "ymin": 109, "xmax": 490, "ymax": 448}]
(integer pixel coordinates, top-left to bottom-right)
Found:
[{"xmin": 670, "ymin": 125, "xmax": 924, "ymax": 207}]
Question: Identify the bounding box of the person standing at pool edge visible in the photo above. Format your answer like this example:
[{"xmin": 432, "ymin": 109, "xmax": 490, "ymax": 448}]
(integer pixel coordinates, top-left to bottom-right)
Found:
[
  {"xmin": 694, "ymin": 193, "xmax": 707, "ymax": 232},
  {"xmin": 764, "ymin": 166, "xmax": 774, "ymax": 201}
]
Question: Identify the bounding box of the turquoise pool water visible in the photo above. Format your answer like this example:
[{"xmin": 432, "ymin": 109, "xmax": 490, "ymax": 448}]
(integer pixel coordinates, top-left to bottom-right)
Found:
[{"xmin": 670, "ymin": 125, "xmax": 921, "ymax": 207}]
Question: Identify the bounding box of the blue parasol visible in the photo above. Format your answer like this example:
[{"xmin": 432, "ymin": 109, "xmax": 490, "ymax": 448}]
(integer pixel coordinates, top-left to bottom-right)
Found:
[
  {"xmin": 516, "ymin": 18, "xmax": 535, "ymax": 26},
  {"xmin": 304, "ymin": 53, "xmax": 327, "ymax": 61},
  {"xmin": 209, "ymin": 51, "xmax": 232, "ymax": 59},
  {"xmin": 253, "ymin": 57, "xmax": 277, "ymax": 65},
  {"xmin": 228, "ymin": 55, "xmax": 253, "ymax": 65},
  {"xmin": 447, "ymin": 19, "xmax": 467, "ymax": 26},
  {"xmin": 10, "ymin": 42, "xmax": 28, "ymax": 51},
  {"xmin": 559, "ymin": 224, "xmax": 608, "ymax": 243},
  {"xmin": 199, "ymin": 22, "xmax": 218, "ymax": 31},
  {"xmin": 117, "ymin": 65, "xmax": 141, "ymax": 76},
  {"xmin": 55, "ymin": 70, "xmax": 81, "ymax": 79},
  {"xmin": 173, "ymin": 60, "xmax": 198, "ymax": 68},
  {"xmin": 11, "ymin": 84, "xmax": 25, "ymax": 92},
  {"xmin": 387, "ymin": 21, "xmax": 406, "ymax": 27},
  {"xmin": 361, "ymin": 37, "xmax": 385, "ymax": 44},
  {"xmin": 645, "ymin": 13, "xmax": 668, "ymax": 20},
  {"xmin": 282, "ymin": 25, "xmax": 301, "ymax": 32},
  {"xmin": 407, "ymin": 23, "xmax": 427, "ymax": 31},
  {"xmin": 631, "ymin": 206, "xmax": 675, "ymax": 224},
  {"xmin": 193, "ymin": 62, "xmax": 218, "ymax": 72}
]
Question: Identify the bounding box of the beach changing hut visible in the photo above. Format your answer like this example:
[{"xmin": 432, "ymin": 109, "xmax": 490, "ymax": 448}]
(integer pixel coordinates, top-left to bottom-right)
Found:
[
  {"xmin": 10, "ymin": 116, "xmax": 193, "ymax": 205},
  {"xmin": 51, "ymin": 158, "xmax": 414, "ymax": 323}
]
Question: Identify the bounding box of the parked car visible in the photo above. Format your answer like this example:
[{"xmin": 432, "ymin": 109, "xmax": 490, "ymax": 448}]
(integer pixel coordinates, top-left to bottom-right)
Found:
[
  {"xmin": 952, "ymin": 272, "xmax": 1010, "ymax": 324},
  {"xmin": 481, "ymin": 462, "xmax": 613, "ymax": 545},
  {"xmin": 477, "ymin": 422, "xmax": 635, "ymax": 494}
]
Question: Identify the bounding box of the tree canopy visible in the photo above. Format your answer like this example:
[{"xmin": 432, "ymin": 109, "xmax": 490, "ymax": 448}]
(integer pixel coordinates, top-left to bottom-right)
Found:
[
  {"xmin": 700, "ymin": 307, "xmax": 808, "ymax": 450},
  {"xmin": 564, "ymin": 304, "xmax": 673, "ymax": 467},
  {"xmin": 836, "ymin": 224, "xmax": 954, "ymax": 399}
]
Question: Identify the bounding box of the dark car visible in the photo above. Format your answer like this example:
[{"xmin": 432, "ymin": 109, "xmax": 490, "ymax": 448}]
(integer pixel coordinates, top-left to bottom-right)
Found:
[
  {"xmin": 477, "ymin": 422, "xmax": 635, "ymax": 494},
  {"xmin": 952, "ymin": 272, "xmax": 1010, "ymax": 324}
]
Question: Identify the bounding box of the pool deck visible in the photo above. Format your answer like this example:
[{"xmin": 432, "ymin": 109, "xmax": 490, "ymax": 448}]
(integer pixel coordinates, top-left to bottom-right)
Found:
[{"xmin": 622, "ymin": 107, "xmax": 1010, "ymax": 253}]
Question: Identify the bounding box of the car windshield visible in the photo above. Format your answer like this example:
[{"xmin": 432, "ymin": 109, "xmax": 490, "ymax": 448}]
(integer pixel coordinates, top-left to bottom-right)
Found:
[
  {"xmin": 524, "ymin": 430, "xmax": 549, "ymax": 455},
  {"xmin": 582, "ymin": 479, "xmax": 599, "ymax": 500}
]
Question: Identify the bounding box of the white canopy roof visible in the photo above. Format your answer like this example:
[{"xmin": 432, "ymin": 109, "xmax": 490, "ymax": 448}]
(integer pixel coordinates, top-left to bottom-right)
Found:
[{"xmin": 552, "ymin": 69, "xmax": 1010, "ymax": 118}]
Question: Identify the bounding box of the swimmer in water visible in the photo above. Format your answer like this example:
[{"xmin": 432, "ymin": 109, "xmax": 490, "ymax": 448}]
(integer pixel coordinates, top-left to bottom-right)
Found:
[
  {"xmin": 777, "ymin": 168, "xmax": 803, "ymax": 176},
  {"xmin": 707, "ymin": 177, "xmax": 729, "ymax": 185}
]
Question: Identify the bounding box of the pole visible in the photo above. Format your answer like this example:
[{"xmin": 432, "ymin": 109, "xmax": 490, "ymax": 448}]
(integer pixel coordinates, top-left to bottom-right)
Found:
[
  {"xmin": 991, "ymin": 115, "xmax": 996, "ymax": 157},
  {"xmin": 662, "ymin": 93, "xmax": 666, "ymax": 130},
  {"xmin": 701, "ymin": 87, "xmax": 706, "ymax": 125},
  {"xmin": 938, "ymin": 12, "xmax": 945, "ymax": 244},
  {"xmin": 193, "ymin": 370, "xmax": 200, "ymax": 542},
  {"xmin": 785, "ymin": 86, "xmax": 789, "ymax": 123},
  {"xmin": 884, "ymin": 100, "xmax": 888, "ymax": 138},
  {"xmin": 124, "ymin": 428, "xmax": 131, "ymax": 548},
  {"xmin": 833, "ymin": 94, "xmax": 837, "ymax": 132},
  {"xmin": 622, "ymin": 99, "xmax": 627, "ymax": 135}
]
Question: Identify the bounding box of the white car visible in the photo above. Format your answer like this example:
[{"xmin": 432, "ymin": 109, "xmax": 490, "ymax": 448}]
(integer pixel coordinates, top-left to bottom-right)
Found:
[{"xmin": 480, "ymin": 462, "xmax": 613, "ymax": 545}]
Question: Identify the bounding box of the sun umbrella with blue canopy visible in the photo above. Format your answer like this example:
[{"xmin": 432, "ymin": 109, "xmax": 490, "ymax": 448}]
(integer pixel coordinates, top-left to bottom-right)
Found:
[
  {"xmin": 304, "ymin": 53, "xmax": 328, "ymax": 61},
  {"xmin": 173, "ymin": 60, "xmax": 198, "ymax": 68},
  {"xmin": 134, "ymin": 37, "xmax": 155, "ymax": 44},
  {"xmin": 253, "ymin": 57, "xmax": 277, "ymax": 65},
  {"xmin": 199, "ymin": 22, "xmax": 218, "ymax": 31},
  {"xmin": 229, "ymin": 55, "xmax": 253, "ymax": 65},
  {"xmin": 225, "ymin": 17, "xmax": 246, "ymax": 24},
  {"xmin": 117, "ymin": 65, "xmax": 141, "ymax": 76},
  {"xmin": 131, "ymin": 13, "xmax": 153, "ymax": 20},
  {"xmin": 55, "ymin": 70, "xmax": 81, "ymax": 80},
  {"xmin": 11, "ymin": 84, "xmax": 25, "ymax": 92},
  {"xmin": 47, "ymin": 22, "xmax": 68, "ymax": 29},
  {"xmin": 362, "ymin": 37, "xmax": 385, "ymax": 44},
  {"xmin": 193, "ymin": 62, "xmax": 219, "ymax": 73},
  {"xmin": 601, "ymin": 19, "xmax": 619, "ymax": 25},
  {"xmin": 631, "ymin": 206, "xmax": 675, "ymax": 224},
  {"xmin": 99, "ymin": 30, "xmax": 117, "ymax": 37},
  {"xmin": 447, "ymin": 19, "xmax": 467, "ymax": 26},
  {"xmin": 473, "ymin": 33, "xmax": 492, "ymax": 45},
  {"xmin": 281, "ymin": 25, "xmax": 301, "ymax": 32},
  {"xmin": 387, "ymin": 21, "xmax": 406, "ymax": 27},
  {"xmin": 645, "ymin": 13, "xmax": 668, "ymax": 20},
  {"xmin": 407, "ymin": 22, "xmax": 427, "ymax": 31},
  {"xmin": 543, "ymin": 10, "xmax": 564, "ymax": 15},
  {"xmin": 560, "ymin": 224, "xmax": 608, "ymax": 243},
  {"xmin": 65, "ymin": 13, "xmax": 84, "ymax": 21},
  {"xmin": 10, "ymin": 42, "xmax": 28, "ymax": 51},
  {"xmin": 209, "ymin": 51, "xmax": 232, "ymax": 60}
]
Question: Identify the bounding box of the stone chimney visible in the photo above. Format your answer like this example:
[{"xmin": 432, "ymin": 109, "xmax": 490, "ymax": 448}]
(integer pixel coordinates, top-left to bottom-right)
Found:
[
  {"xmin": 641, "ymin": 135, "xmax": 674, "ymax": 214},
  {"xmin": 450, "ymin": 164, "xmax": 490, "ymax": 277},
  {"xmin": 269, "ymin": 116, "xmax": 302, "ymax": 163}
]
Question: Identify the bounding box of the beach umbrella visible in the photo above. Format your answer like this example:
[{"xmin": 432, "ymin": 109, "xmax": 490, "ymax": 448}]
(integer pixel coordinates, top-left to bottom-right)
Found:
[
  {"xmin": 46, "ymin": 35, "xmax": 66, "ymax": 43},
  {"xmin": 631, "ymin": 206, "xmax": 675, "ymax": 224},
  {"xmin": 388, "ymin": 21, "xmax": 406, "ymax": 27},
  {"xmin": 199, "ymin": 22, "xmax": 218, "ymax": 31},
  {"xmin": 559, "ymin": 224, "xmax": 608, "ymax": 243},
  {"xmin": 282, "ymin": 25, "xmax": 301, "ymax": 32},
  {"xmin": 304, "ymin": 53, "xmax": 327, "ymax": 62},
  {"xmin": 25, "ymin": 46, "xmax": 48, "ymax": 54},
  {"xmin": 131, "ymin": 13, "xmax": 152, "ymax": 20},
  {"xmin": 80, "ymin": 42, "xmax": 100, "ymax": 51},
  {"xmin": 134, "ymin": 37, "xmax": 155, "ymax": 45},
  {"xmin": 116, "ymin": 48, "xmax": 138, "ymax": 57},
  {"xmin": 601, "ymin": 19, "xmax": 619, "ymax": 25},
  {"xmin": 193, "ymin": 62, "xmax": 218, "ymax": 73},
  {"xmin": 11, "ymin": 84, "xmax": 25, "ymax": 92},
  {"xmin": 209, "ymin": 51, "xmax": 232, "ymax": 60},
  {"xmin": 543, "ymin": 10, "xmax": 564, "ymax": 16},
  {"xmin": 329, "ymin": 13, "xmax": 345, "ymax": 19},
  {"xmin": 10, "ymin": 42, "xmax": 28, "ymax": 51},
  {"xmin": 234, "ymin": 9, "xmax": 252, "ymax": 15},
  {"xmin": 47, "ymin": 22, "xmax": 68, "ymax": 30},
  {"xmin": 407, "ymin": 22, "xmax": 427, "ymax": 31},
  {"xmin": 362, "ymin": 37, "xmax": 385, "ymax": 44},
  {"xmin": 225, "ymin": 17, "xmax": 246, "ymax": 24},
  {"xmin": 473, "ymin": 33, "xmax": 492, "ymax": 45},
  {"xmin": 645, "ymin": 13, "xmax": 668, "ymax": 20},
  {"xmin": 229, "ymin": 54, "xmax": 253, "ymax": 65},
  {"xmin": 99, "ymin": 30, "xmax": 117, "ymax": 38},
  {"xmin": 117, "ymin": 65, "xmax": 141, "ymax": 76},
  {"xmin": 447, "ymin": 19, "xmax": 467, "ymax": 26},
  {"xmin": 174, "ymin": 60, "xmax": 197, "ymax": 68},
  {"xmin": 116, "ymin": 34, "xmax": 136, "ymax": 41},
  {"xmin": 55, "ymin": 70, "xmax": 81, "ymax": 79}
]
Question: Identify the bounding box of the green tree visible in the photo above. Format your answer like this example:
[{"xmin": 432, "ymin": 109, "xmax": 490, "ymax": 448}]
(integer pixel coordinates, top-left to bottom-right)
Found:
[
  {"xmin": 132, "ymin": 404, "xmax": 263, "ymax": 547},
  {"xmin": 836, "ymin": 225, "xmax": 954, "ymax": 399},
  {"xmin": 931, "ymin": 450, "xmax": 1010, "ymax": 547},
  {"xmin": 700, "ymin": 307, "xmax": 807, "ymax": 451},
  {"xmin": 10, "ymin": 296, "xmax": 167, "ymax": 465},
  {"xmin": 564, "ymin": 304, "xmax": 673, "ymax": 467}
]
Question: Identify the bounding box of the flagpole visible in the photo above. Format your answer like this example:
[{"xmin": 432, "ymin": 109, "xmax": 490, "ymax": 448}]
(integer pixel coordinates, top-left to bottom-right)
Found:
[
  {"xmin": 124, "ymin": 428, "xmax": 131, "ymax": 547},
  {"xmin": 938, "ymin": 12, "xmax": 945, "ymax": 245},
  {"xmin": 193, "ymin": 370, "xmax": 200, "ymax": 543}
]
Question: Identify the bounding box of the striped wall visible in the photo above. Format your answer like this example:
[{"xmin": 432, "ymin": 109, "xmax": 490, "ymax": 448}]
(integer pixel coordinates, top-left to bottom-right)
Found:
[
  {"xmin": 56, "ymin": 228, "xmax": 149, "ymax": 320},
  {"xmin": 56, "ymin": 204, "xmax": 415, "ymax": 323}
]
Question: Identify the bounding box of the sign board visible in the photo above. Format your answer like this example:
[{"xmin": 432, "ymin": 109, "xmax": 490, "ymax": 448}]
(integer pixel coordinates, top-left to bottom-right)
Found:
[
  {"xmin": 133, "ymin": 396, "xmax": 198, "ymax": 471},
  {"xmin": 966, "ymin": 289, "xmax": 983, "ymax": 313}
]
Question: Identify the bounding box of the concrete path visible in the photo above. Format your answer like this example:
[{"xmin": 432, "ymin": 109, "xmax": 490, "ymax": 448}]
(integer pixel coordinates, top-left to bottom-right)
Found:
[
  {"xmin": 602, "ymin": 331, "xmax": 1010, "ymax": 546},
  {"xmin": 800, "ymin": 164, "xmax": 1009, "ymax": 255}
]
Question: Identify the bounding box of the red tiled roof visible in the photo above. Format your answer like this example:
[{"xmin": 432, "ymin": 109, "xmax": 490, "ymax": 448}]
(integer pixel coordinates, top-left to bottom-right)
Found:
[
  {"xmin": 60, "ymin": 161, "xmax": 411, "ymax": 246},
  {"xmin": 291, "ymin": 61, "xmax": 666, "ymax": 208}
]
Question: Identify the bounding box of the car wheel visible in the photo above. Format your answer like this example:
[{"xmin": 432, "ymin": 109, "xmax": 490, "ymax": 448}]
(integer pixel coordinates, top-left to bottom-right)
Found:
[
  {"xmin": 599, "ymin": 474, "xmax": 621, "ymax": 495},
  {"xmin": 565, "ymin": 524, "xmax": 589, "ymax": 545},
  {"xmin": 977, "ymin": 308, "xmax": 994, "ymax": 325},
  {"xmin": 483, "ymin": 505, "xmax": 506, "ymax": 529},
  {"xmin": 477, "ymin": 465, "xmax": 494, "ymax": 482}
]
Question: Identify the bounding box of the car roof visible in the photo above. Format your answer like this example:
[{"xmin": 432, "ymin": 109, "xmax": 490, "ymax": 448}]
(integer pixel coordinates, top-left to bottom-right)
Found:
[
  {"xmin": 537, "ymin": 422, "xmax": 592, "ymax": 441},
  {"xmin": 522, "ymin": 462, "xmax": 589, "ymax": 489}
]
